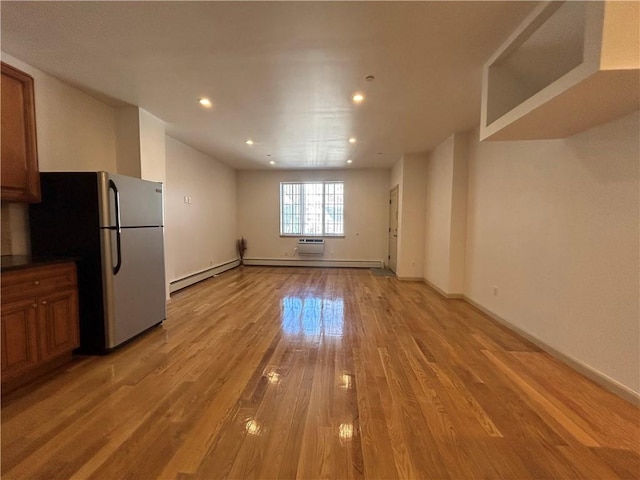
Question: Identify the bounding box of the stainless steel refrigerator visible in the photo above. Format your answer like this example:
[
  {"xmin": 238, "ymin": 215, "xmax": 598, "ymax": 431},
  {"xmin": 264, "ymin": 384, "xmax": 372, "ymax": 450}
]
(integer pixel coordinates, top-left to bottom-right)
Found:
[{"xmin": 30, "ymin": 172, "xmax": 166, "ymax": 353}]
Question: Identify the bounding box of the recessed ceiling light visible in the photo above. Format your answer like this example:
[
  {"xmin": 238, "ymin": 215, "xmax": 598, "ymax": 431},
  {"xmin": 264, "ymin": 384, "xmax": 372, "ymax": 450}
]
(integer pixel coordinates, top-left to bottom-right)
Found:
[
  {"xmin": 348, "ymin": 137, "xmax": 357, "ymax": 144},
  {"xmin": 269, "ymin": 160, "xmax": 275, "ymax": 165},
  {"xmin": 352, "ymin": 93, "xmax": 365, "ymax": 103},
  {"xmin": 245, "ymin": 139, "xmax": 254, "ymax": 146},
  {"xmin": 198, "ymin": 97, "xmax": 212, "ymax": 107},
  {"xmin": 347, "ymin": 159, "xmax": 353, "ymax": 164}
]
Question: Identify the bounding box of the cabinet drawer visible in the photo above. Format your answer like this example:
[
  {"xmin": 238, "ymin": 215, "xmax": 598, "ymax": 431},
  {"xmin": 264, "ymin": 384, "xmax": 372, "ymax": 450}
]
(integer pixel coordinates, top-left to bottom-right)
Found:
[{"xmin": 1, "ymin": 262, "xmax": 77, "ymax": 301}]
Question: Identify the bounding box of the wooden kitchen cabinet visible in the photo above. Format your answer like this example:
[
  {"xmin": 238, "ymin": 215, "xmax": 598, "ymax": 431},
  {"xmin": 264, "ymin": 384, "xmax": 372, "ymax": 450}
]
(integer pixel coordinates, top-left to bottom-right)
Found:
[
  {"xmin": 1, "ymin": 297, "xmax": 40, "ymax": 380},
  {"xmin": 1, "ymin": 61, "xmax": 40, "ymax": 203},
  {"xmin": 1, "ymin": 262, "xmax": 79, "ymax": 392},
  {"xmin": 37, "ymin": 288, "xmax": 79, "ymax": 362}
]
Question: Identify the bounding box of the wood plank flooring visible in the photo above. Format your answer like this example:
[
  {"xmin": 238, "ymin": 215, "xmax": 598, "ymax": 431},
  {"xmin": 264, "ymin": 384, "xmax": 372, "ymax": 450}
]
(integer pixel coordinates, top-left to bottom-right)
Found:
[{"xmin": 2, "ymin": 266, "xmax": 639, "ymax": 479}]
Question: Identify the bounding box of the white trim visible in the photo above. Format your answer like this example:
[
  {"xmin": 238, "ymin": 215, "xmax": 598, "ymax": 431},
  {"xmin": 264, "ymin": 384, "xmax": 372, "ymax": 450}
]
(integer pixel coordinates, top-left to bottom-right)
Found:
[
  {"xmin": 422, "ymin": 278, "xmax": 464, "ymax": 299},
  {"xmin": 169, "ymin": 259, "xmax": 240, "ymax": 293},
  {"xmin": 243, "ymin": 257, "xmax": 383, "ymax": 269},
  {"xmin": 420, "ymin": 280, "xmax": 639, "ymax": 405},
  {"xmin": 463, "ymin": 295, "xmax": 640, "ymax": 406}
]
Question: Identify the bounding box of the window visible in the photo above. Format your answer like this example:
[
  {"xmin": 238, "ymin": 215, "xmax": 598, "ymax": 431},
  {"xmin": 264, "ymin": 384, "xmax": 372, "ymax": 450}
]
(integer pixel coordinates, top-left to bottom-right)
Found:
[{"xmin": 280, "ymin": 181, "xmax": 344, "ymax": 236}]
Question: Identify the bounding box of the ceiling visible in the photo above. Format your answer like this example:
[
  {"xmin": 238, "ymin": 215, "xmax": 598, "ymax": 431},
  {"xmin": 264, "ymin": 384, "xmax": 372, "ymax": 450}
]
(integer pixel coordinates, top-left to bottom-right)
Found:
[{"xmin": 1, "ymin": 1, "xmax": 538, "ymax": 170}]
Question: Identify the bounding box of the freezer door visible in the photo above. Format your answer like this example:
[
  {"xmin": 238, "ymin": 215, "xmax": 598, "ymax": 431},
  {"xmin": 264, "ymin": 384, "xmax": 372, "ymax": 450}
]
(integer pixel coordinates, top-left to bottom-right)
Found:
[
  {"xmin": 102, "ymin": 226, "xmax": 167, "ymax": 348},
  {"xmin": 98, "ymin": 172, "xmax": 164, "ymax": 228}
]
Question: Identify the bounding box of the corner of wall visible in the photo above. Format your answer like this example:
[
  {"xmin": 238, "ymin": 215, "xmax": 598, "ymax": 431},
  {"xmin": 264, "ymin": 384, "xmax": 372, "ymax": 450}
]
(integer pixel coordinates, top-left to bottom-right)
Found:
[
  {"xmin": 448, "ymin": 131, "xmax": 471, "ymax": 294},
  {"xmin": 139, "ymin": 108, "xmax": 167, "ymax": 183},
  {"xmin": 115, "ymin": 106, "xmax": 142, "ymax": 178}
]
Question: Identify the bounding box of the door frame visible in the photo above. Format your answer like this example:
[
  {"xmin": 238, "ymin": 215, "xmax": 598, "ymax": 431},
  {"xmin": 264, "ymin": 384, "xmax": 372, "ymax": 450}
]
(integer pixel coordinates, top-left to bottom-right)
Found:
[{"xmin": 388, "ymin": 185, "xmax": 399, "ymax": 272}]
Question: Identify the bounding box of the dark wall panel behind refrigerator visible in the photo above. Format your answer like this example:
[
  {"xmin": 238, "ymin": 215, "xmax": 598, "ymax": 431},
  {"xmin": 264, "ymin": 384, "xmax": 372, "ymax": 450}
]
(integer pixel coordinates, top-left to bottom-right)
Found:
[{"xmin": 29, "ymin": 172, "xmax": 106, "ymax": 353}]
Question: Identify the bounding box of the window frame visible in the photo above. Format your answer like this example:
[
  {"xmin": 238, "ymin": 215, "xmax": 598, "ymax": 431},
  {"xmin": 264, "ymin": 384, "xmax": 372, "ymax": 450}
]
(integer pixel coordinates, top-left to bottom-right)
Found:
[{"xmin": 279, "ymin": 181, "xmax": 344, "ymax": 237}]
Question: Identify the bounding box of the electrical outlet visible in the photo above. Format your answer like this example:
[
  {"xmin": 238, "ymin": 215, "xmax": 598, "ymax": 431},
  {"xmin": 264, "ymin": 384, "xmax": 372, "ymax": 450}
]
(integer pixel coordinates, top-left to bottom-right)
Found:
[{"xmin": 493, "ymin": 286, "xmax": 499, "ymax": 296}]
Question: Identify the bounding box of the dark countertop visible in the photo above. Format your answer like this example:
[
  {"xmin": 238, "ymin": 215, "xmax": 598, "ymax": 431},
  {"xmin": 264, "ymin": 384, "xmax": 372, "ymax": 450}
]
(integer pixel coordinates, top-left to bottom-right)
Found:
[{"xmin": 1, "ymin": 255, "xmax": 78, "ymax": 273}]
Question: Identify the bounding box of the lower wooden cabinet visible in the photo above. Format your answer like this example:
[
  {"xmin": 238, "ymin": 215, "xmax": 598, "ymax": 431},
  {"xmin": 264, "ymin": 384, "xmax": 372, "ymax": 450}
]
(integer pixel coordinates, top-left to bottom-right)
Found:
[
  {"xmin": 36, "ymin": 287, "xmax": 79, "ymax": 363},
  {"xmin": 1, "ymin": 262, "xmax": 79, "ymax": 392},
  {"xmin": 1, "ymin": 297, "xmax": 39, "ymax": 380}
]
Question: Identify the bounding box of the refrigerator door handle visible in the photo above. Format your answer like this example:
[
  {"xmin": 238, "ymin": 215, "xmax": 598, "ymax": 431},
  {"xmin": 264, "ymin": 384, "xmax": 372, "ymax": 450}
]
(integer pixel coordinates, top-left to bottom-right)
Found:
[{"xmin": 109, "ymin": 179, "xmax": 123, "ymax": 275}]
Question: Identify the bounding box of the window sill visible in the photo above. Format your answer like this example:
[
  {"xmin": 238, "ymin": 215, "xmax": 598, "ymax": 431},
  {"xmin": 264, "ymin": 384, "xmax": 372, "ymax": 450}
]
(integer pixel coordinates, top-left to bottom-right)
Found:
[{"xmin": 279, "ymin": 235, "xmax": 345, "ymax": 239}]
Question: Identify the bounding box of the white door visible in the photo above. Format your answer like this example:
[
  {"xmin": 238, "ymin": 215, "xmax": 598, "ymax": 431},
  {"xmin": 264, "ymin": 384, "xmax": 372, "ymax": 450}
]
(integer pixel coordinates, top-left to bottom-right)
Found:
[{"xmin": 388, "ymin": 186, "xmax": 398, "ymax": 272}]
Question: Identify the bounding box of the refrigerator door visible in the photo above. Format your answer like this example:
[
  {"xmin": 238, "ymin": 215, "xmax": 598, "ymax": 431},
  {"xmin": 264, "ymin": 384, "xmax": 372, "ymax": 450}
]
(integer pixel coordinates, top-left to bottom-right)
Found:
[
  {"xmin": 101, "ymin": 226, "xmax": 167, "ymax": 348},
  {"xmin": 98, "ymin": 172, "xmax": 164, "ymax": 228}
]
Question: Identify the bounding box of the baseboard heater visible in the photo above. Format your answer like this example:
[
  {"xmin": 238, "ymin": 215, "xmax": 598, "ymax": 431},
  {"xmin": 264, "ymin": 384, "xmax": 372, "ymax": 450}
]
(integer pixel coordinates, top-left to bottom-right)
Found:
[
  {"xmin": 297, "ymin": 238, "xmax": 325, "ymax": 255},
  {"xmin": 243, "ymin": 258, "xmax": 383, "ymax": 268},
  {"xmin": 169, "ymin": 259, "xmax": 240, "ymax": 293}
]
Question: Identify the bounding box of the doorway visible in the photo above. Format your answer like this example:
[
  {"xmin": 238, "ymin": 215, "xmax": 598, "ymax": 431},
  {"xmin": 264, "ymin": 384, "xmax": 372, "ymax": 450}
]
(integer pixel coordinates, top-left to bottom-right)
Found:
[{"xmin": 388, "ymin": 186, "xmax": 398, "ymax": 272}]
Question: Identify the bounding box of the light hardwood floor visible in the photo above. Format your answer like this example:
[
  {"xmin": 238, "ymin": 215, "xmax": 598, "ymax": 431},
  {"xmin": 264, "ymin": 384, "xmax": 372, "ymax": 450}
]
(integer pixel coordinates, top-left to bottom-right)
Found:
[{"xmin": 2, "ymin": 266, "xmax": 639, "ymax": 479}]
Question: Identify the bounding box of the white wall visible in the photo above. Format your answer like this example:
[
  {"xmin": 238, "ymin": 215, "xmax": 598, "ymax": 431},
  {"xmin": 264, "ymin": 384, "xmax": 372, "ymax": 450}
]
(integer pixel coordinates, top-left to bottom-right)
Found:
[
  {"xmin": 423, "ymin": 133, "xmax": 469, "ymax": 294},
  {"xmin": 237, "ymin": 169, "xmax": 389, "ymax": 263},
  {"xmin": 465, "ymin": 110, "xmax": 640, "ymax": 395},
  {"xmin": 165, "ymin": 136, "xmax": 237, "ymax": 282},
  {"xmin": 424, "ymin": 135, "xmax": 454, "ymax": 291},
  {"xmin": 0, "ymin": 203, "xmax": 30, "ymax": 255},
  {"xmin": 397, "ymin": 154, "xmax": 428, "ymax": 279},
  {"xmin": 449, "ymin": 134, "xmax": 469, "ymax": 292},
  {"xmin": 1, "ymin": 53, "xmax": 118, "ymax": 173},
  {"xmin": 139, "ymin": 108, "xmax": 166, "ymax": 183},
  {"xmin": 115, "ymin": 106, "xmax": 141, "ymax": 178},
  {"xmin": 390, "ymin": 159, "xmax": 403, "ymax": 190},
  {"xmin": 390, "ymin": 158, "xmax": 404, "ymax": 270}
]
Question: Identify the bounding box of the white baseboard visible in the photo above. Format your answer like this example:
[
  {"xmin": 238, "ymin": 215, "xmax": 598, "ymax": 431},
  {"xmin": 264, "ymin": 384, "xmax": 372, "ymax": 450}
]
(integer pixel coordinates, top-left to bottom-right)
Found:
[
  {"xmin": 463, "ymin": 295, "xmax": 640, "ymax": 407},
  {"xmin": 423, "ymin": 278, "xmax": 464, "ymax": 299},
  {"xmin": 420, "ymin": 279, "xmax": 640, "ymax": 405},
  {"xmin": 243, "ymin": 257, "xmax": 383, "ymax": 268},
  {"xmin": 169, "ymin": 259, "xmax": 240, "ymax": 293}
]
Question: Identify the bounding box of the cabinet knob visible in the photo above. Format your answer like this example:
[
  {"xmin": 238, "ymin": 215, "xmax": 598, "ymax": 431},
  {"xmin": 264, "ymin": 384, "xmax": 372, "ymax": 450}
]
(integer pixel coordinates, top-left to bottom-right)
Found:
[
  {"xmin": 31, "ymin": 303, "xmax": 37, "ymax": 308},
  {"xmin": 33, "ymin": 280, "xmax": 40, "ymax": 285},
  {"xmin": 41, "ymin": 300, "xmax": 48, "ymax": 305}
]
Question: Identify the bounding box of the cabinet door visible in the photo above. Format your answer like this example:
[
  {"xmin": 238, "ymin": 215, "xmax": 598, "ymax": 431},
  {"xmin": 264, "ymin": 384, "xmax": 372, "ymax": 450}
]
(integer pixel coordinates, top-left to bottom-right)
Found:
[
  {"xmin": 1, "ymin": 297, "xmax": 39, "ymax": 381},
  {"xmin": 37, "ymin": 288, "xmax": 80, "ymax": 362},
  {"xmin": 1, "ymin": 62, "xmax": 40, "ymax": 203}
]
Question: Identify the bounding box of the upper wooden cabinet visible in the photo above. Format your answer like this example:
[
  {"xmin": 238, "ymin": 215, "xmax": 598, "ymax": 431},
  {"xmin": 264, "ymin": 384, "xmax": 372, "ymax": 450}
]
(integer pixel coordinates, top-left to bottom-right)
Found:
[
  {"xmin": 480, "ymin": 1, "xmax": 640, "ymax": 141},
  {"xmin": 1, "ymin": 62, "xmax": 40, "ymax": 202}
]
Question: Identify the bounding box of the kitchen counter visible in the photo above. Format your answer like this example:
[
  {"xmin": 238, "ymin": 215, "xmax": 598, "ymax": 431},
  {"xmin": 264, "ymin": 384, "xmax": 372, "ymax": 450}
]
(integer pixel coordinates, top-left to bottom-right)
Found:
[{"xmin": 1, "ymin": 255, "xmax": 78, "ymax": 272}]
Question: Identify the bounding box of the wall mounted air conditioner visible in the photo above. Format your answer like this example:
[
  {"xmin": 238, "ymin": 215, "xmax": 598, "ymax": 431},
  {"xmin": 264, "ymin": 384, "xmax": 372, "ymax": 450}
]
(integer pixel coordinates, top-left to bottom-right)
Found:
[{"xmin": 297, "ymin": 238, "xmax": 325, "ymax": 255}]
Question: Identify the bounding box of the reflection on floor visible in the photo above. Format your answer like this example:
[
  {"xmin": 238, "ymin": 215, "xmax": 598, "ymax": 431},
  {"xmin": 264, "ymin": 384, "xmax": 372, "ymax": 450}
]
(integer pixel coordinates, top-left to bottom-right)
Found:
[
  {"xmin": 281, "ymin": 296, "xmax": 344, "ymax": 338},
  {"xmin": 1, "ymin": 266, "xmax": 638, "ymax": 480}
]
